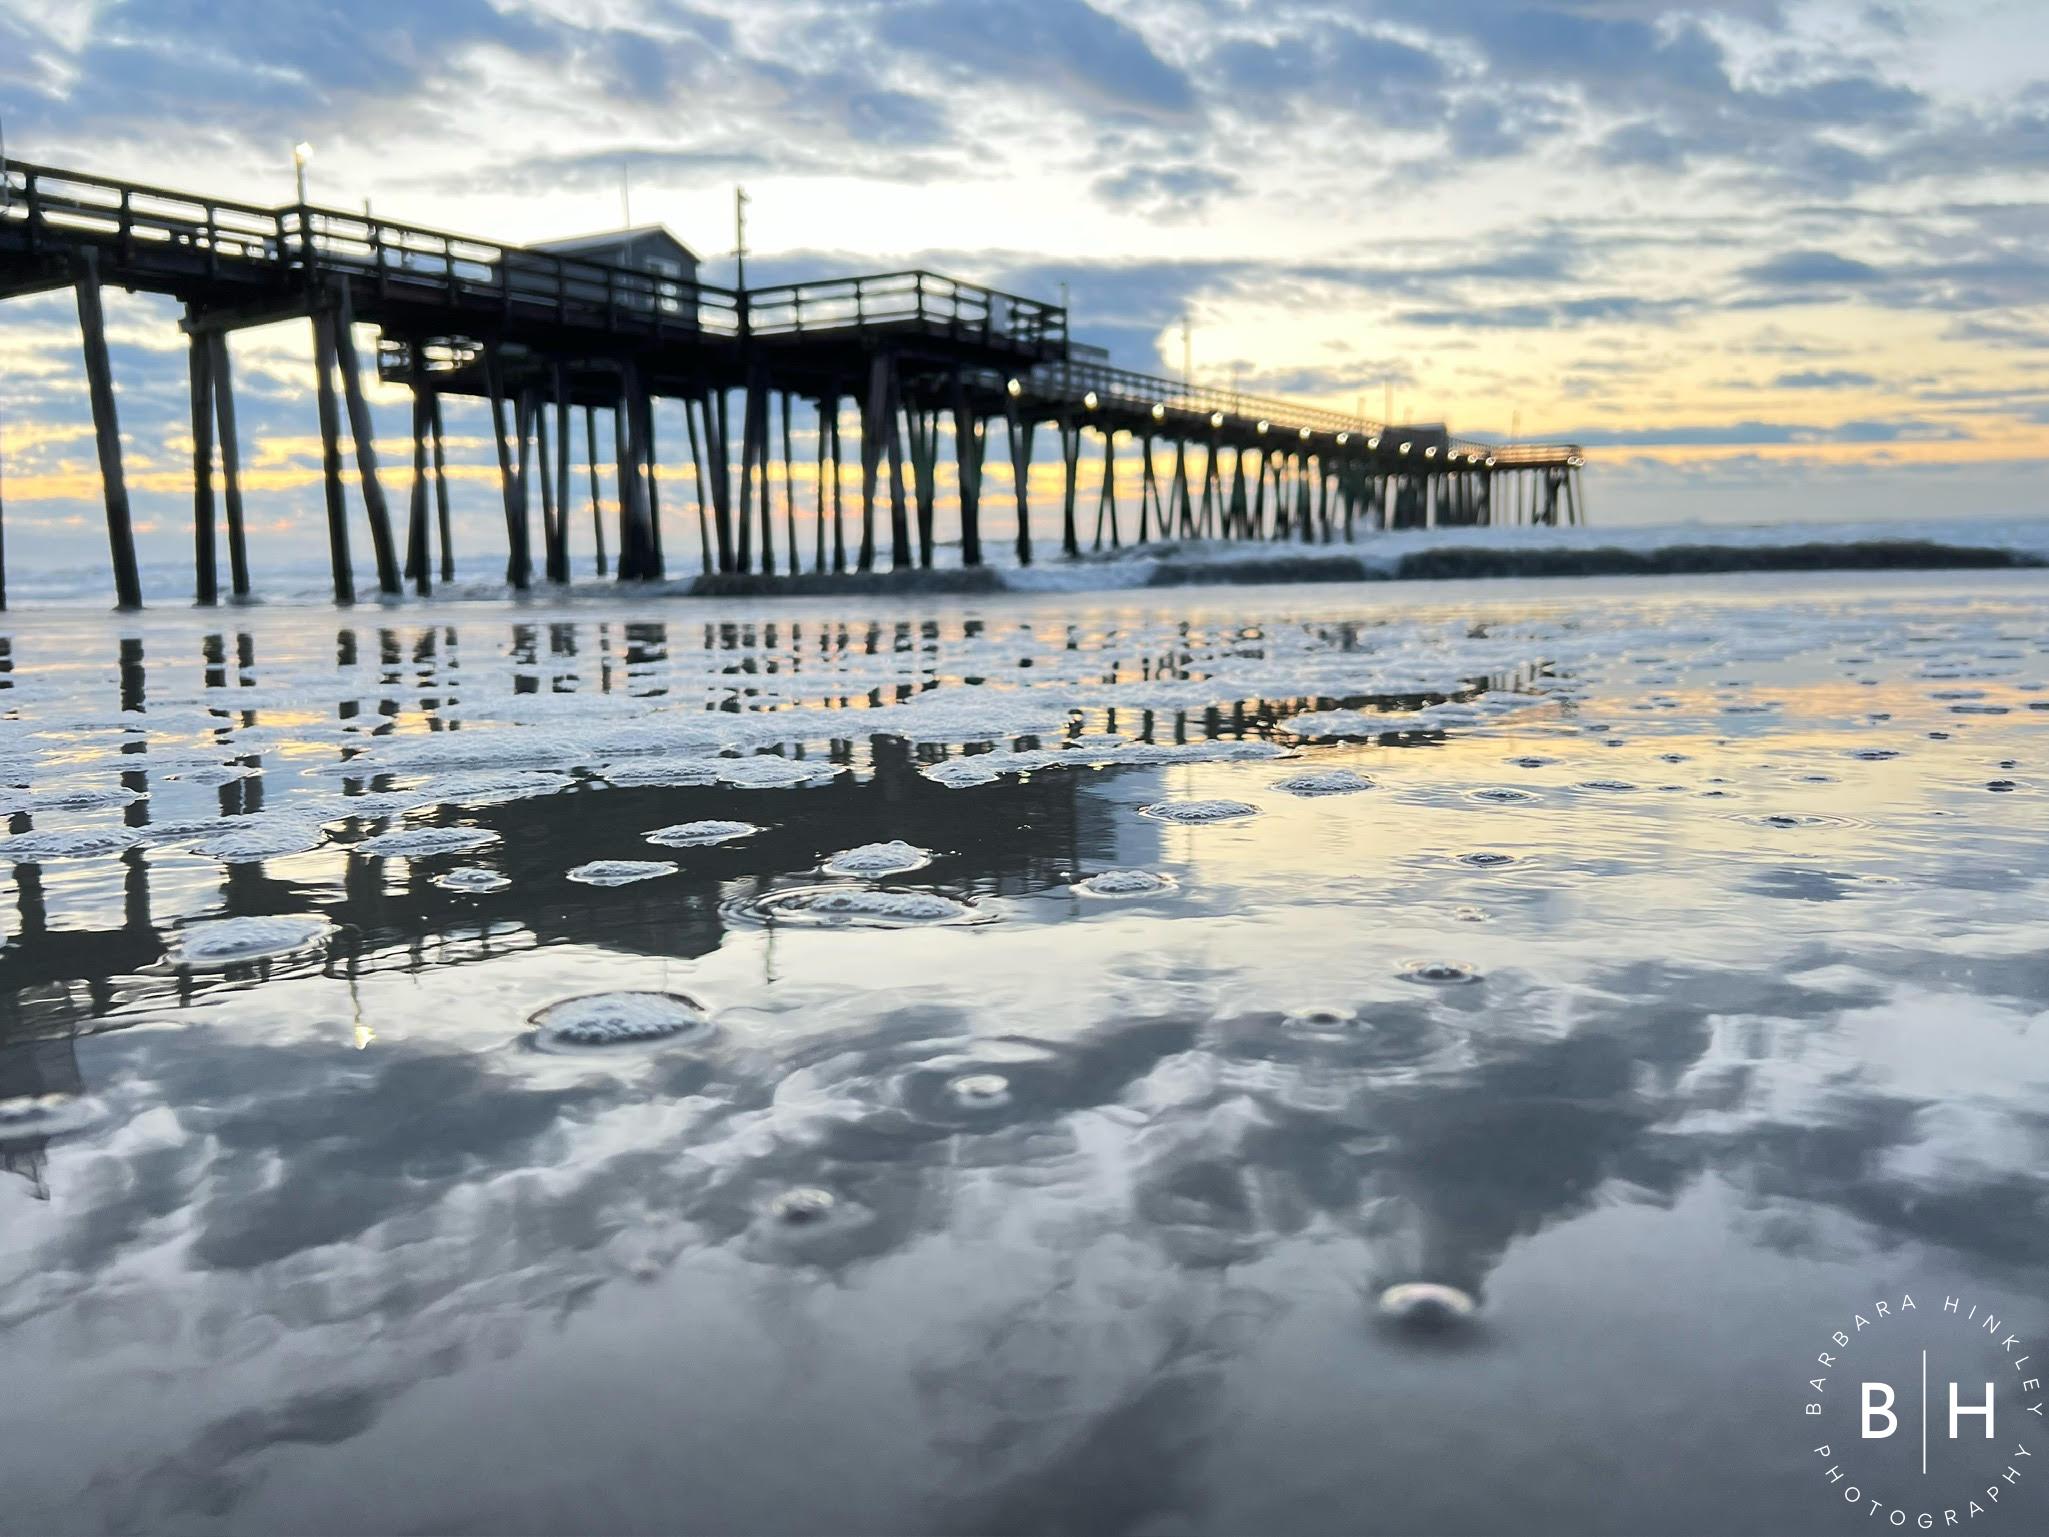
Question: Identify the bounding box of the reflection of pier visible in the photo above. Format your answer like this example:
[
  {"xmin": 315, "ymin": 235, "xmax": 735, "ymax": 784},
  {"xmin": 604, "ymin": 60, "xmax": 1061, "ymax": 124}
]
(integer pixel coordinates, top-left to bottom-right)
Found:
[
  {"xmin": 0, "ymin": 1034, "xmax": 83, "ymax": 1199},
  {"xmin": 0, "ymin": 159, "xmax": 1586, "ymax": 610}
]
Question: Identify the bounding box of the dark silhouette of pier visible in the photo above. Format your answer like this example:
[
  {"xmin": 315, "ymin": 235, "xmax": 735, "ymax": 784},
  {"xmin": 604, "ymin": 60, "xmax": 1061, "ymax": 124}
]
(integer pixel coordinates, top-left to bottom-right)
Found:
[{"xmin": 0, "ymin": 160, "xmax": 1586, "ymax": 610}]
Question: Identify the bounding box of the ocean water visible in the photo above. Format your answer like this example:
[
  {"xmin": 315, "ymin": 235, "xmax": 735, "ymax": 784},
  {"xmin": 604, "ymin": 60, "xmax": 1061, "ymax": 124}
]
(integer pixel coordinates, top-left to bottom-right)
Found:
[{"xmin": 0, "ymin": 568, "xmax": 2044, "ymax": 1535}]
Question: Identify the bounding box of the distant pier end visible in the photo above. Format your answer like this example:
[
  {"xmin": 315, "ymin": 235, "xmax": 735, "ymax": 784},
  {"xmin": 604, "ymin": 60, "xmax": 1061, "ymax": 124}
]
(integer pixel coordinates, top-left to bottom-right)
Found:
[{"xmin": 0, "ymin": 159, "xmax": 1586, "ymax": 609}]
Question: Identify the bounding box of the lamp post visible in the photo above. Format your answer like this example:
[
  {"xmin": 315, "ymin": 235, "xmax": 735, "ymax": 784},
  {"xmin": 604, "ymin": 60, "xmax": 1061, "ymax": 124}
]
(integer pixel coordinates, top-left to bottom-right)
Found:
[{"xmin": 292, "ymin": 141, "xmax": 314, "ymax": 204}]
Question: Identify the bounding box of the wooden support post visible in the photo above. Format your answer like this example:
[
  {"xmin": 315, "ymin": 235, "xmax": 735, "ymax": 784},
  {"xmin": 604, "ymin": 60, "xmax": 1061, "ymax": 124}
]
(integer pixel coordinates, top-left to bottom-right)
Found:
[
  {"xmin": 430, "ymin": 394, "xmax": 453, "ymax": 582},
  {"xmin": 1180, "ymin": 436, "xmax": 1196, "ymax": 536},
  {"xmin": 814, "ymin": 395, "xmax": 830, "ymax": 574},
  {"xmin": 780, "ymin": 391, "xmax": 798, "ymax": 572},
  {"xmin": 1093, "ymin": 427, "xmax": 1119, "ymax": 549},
  {"xmin": 829, "ymin": 401, "xmax": 847, "ymax": 573},
  {"xmin": 1058, "ymin": 418, "xmax": 1081, "ymax": 557},
  {"xmin": 76, "ymin": 254, "xmax": 144, "ymax": 609},
  {"xmin": 884, "ymin": 371, "xmax": 911, "ymax": 570},
  {"xmin": 186, "ymin": 320, "xmax": 218, "ymax": 604},
  {"xmin": 1228, "ymin": 448, "xmax": 1248, "ymax": 540},
  {"xmin": 642, "ymin": 391, "xmax": 664, "ymax": 579},
  {"xmin": 213, "ymin": 340, "xmax": 252, "ymax": 594},
  {"xmin": 1006, "ymin": 404, "xmax": 1034, "ymax": 567},
  {"xmin": 1138, "ymin": 434, "xmax": 1158, "ymax": 544},
  {"xmin": 914, "ymin": 406, "xmax": 940, "ymax": 568},
  {"xmin": 551, "ymin": 367, "xmax": 572, "ymax": 583},
  {"xmin": 684, "ymin": 395, "xmax": 713, "ymax": 576},
  {"xmin": 535, "ymin": 384, "xmax": 559, "ymax": 582},
  {"xmin": 310, "ymin": 310, "xmax": 354, "ymax": 605},
  {"xmin": 737, "ymin": 373, "xmax": 763, "ymax": 573},
  {"xmin": 612, "ymin": 398, "xmax": 637, "ymax": 579},
  {"xmin": 405, "ymin": 386, "xmax": 431, "ymax": 595},
  {"xmin": 708, "ymin": 389, "xmax": 735, "ymax": 573},
  {"xmin": 951, "ymin": 378, "xmax": 983, "ymax": 568},
  {"xmin": 482, "ymin": 351, "xmax": 528, "ymax": 589},
  {"xmin": 616, "ymin": 368, "xmax": 656, "ymax": 578},
  {"xmin": 588, "ymin": 405, "xmax": 608, "ymax": 576},
  {"xmin": 331, "ymin": 296, "xmax": 401, "ymax": 595},
  {"xmin": 858, "ymin": 357, "xmax": 886, "ymax": 572}
]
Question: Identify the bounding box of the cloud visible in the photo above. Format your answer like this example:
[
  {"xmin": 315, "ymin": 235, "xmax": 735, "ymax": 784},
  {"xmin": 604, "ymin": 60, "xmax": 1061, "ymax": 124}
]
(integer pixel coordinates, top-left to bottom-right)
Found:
[
  {"xmin": 1741, "ymin": 250, "xmax": 1886, "ymax": 286},
  {"xmin": 874, "ymin": 0, "xmax": 1196, "ymax": 119},
  {"xmin": 1772, "ymin": 370, "xmax": 1878, "ymax": 389}
]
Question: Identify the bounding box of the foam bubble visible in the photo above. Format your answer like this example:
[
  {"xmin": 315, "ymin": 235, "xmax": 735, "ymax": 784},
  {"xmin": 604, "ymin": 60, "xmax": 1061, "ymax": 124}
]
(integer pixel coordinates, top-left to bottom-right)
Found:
[
  {"xmin": 645, "ymin": 819, "xmax": 761, "ymax": 848},
  {"xmin": 357, "ymin": 825, "xmax": 500, "ymax": 858},
  {"xmin": 1376, "ymin": 1282, "xmax": 1478, "ymax": 1329},
  {"xmin": 1269, "ymin": 768, "xmax": 1375, "ymax": 797},
  {"xmin": 921, "ymin": 758, "xmax": 1003, "ymax": 789},
  {"xmin": 1074, "ymin": 869, "xmax": 1177, "ymax": 898},
  {"xmin": 0, "ymin": 828, "xmax": 142, "ymax": 862},
  {"xmin": 1139, "ymin": 799, "xmax": 1261, "ymax": 825},
  {"xmin": 529, "ymin": 990, "xmax": 714, "ymax": 1049},
  {"xmin": 823, "ymin": 840, "xmax": 933, "ymax": 878},
  {"xmin": 193, "ymin": 816, "xmax": 329, "ymax": 862},
  {"xmin": 946, "ymin": 1072, "xmax": 1013, "ymax": 1109},
  {"xmin": 435, "ymin": 866, "xmax": 510, "ymax": 893},
  {"xmin": 169, "ymin": 914, "xmax": 332, "ymax": 969},
  {"xmin": 567, "ymin": 859, "xmax": 677, "ymax": 886},
  {"xmin": 742, "ymin": 885, "xmax": 982, "ymax": 928},
  {"xmin": 1398, "ymin": 959, "xmax": 1482, "ymax": 986},
  {"xmin": 768, "ymin": 1186, "xmax": 840, "ymax": 1225}
]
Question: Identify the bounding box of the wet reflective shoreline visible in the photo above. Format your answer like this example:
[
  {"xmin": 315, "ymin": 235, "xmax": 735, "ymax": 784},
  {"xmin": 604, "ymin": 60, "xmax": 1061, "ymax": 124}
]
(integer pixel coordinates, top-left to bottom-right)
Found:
[{"xmin": 1, "ymin": 570, "xmax": 2045, "ymax": 1535}]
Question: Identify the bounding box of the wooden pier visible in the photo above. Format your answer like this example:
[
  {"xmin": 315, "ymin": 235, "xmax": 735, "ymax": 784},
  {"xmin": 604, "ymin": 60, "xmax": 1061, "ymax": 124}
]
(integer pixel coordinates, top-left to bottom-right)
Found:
[{"xmin": 0, "ymin": 159, "xmax": 1586, "ymax": 609}]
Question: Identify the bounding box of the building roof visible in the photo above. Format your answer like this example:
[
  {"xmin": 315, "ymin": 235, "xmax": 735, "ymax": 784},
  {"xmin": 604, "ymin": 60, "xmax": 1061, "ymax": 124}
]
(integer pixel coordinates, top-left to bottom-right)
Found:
[{"xmin": 531, "ymin": 226, "xmax": 698, "ymax": 262}]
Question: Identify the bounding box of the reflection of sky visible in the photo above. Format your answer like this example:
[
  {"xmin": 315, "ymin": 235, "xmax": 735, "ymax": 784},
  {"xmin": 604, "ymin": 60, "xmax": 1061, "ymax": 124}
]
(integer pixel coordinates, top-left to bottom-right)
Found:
[
  {"xmin": 1, "ymin": 571, "xmax": 2047, "ymax": 1531},
  {"xmin": 6, "ymin": 3, "xmax": 2049, "ymax": 569}
]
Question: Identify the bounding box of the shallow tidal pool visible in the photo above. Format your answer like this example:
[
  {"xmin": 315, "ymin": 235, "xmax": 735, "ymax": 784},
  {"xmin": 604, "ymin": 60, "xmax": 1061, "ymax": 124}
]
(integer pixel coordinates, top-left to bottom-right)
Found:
[{"xmin": 0, "ymin": 569, "xmax": 2044, "ymax": 1535}]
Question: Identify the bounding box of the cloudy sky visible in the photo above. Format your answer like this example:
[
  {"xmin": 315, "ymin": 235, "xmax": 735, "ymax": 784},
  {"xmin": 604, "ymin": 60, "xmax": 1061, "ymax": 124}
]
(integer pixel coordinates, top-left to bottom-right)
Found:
[{"xmin": 1, "ymin": 0, "xmax": 2045, "ymax": 581}]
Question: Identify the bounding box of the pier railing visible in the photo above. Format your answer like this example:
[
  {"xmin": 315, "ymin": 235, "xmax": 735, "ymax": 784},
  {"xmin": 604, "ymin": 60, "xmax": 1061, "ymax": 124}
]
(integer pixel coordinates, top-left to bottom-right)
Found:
[
  {"xmin": 0, "ymin": 160, "xmax": 745, "ymax": 338},
  {"xmin": 743, "ymin": 270, "xmax": 1066, "ymax": 354},
  {"xmin": 1021, "ymin": 357, "xmax": 1381, "ymax": 437}
]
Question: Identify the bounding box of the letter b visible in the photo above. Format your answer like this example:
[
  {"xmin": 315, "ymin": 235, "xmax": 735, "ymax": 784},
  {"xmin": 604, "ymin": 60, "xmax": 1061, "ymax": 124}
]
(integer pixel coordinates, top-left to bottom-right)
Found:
[{"xmin": 1863, "ymin": 1383, "xmax": 1899, "ymax": 1438}]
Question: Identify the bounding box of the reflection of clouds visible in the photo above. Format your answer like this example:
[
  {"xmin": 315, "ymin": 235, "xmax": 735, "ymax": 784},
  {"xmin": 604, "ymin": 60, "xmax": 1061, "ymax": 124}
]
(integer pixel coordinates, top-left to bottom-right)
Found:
[{"xmin": 1, "ymin": 587, "xmax": 2047, "ymax": 1527}]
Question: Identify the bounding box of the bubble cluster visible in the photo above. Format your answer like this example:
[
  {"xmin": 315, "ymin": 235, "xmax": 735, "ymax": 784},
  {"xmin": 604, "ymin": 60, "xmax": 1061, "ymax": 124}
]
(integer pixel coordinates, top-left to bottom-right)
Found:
[
  {"xmin": 1398, "ymin": 959, "xmax": 1482, "ymax": 986},
  {"xmin": 1073, "ymin": 869, "xmax": 1177, "ymax": 898},
  {"xmin": 1139, "ymin": 799, "xmax": 1261, "ymax": 825},
  {"xmin": 740, "ymin": 885, "xmax": 982, "ymax": 928},
  {"xmin": 435, "ymin": 866, "xmax": 510, "ymax": 893},
  {"xmin": 169, "ymin": 914, "xmax": 332, "ymax": 969},
  {"xmin": 528, "ymin": 990, "xmax": 714, "ymax": 1050},
  {"xmin": 1269, "ymin": 768, "xmax": 1375, "ymax": 797},
  {"xmin": 822, "ymin": 840, "xmax": 933, "ymax": 878},
  {"xmin": 567, "ymin": 859, "xmax": 678, "ymax": 886},
  {"xmin": 645, "ymin": 820, "xmax": 761, "ymax": 848},
  {"xmin": 357, "ymin": 825, "xmax": 500, "ymax": 858}
]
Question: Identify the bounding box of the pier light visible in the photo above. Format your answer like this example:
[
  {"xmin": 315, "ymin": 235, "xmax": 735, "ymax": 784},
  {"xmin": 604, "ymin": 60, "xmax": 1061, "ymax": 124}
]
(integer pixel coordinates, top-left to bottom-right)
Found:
[
  {"xmin": 1336, "ymin": 432, "xmax": 1349, "ymax": 445},
  {"xmin": 1399, "ymin": 441, "xmax": 1412, "ymax": 454},
  {"xmin": 1006, "ymin": 377, "xmax": 1022, "ymax": 398},
  {"xmin": 1569, "ymin": 455, "xmax": 1585, "ymax": 467},
  {"xmin": 1367, "ymin": 434, "xmax": 1381, "ymax": 449},
  {"xmin": 1084, "ymin": 390, "xmax": 1099, "ymax": 411},
  {"xmin": 1151, "ymin": 402, "xmax": 1166, "ymax": 422},
  {"xmin": 1209, "ymin": 410, "xmax": 1224, "ymax": 428},
  {"xmin": 1257, "ymin": 419, "xmax": 1270, "ymax": 434},
  {"xmin": 1485, "ymin": 455, "xmax": 1497, "ymax": 467},
  {"xmin": 1299, "ymin": 426, "xmax": 1311, "ymax": 441},
  {"xmin": 292, "ymin": 140, "xmax": 314, "ymax": 203},
  {"xmin": 1424, "ymin": 445, "xmax": 1438, "ymax": 458}
]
